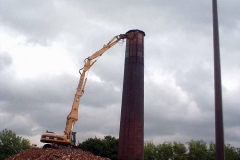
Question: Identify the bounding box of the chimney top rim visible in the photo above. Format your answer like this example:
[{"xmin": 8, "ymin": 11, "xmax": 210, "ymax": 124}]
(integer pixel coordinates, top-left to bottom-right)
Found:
[{"xmin": 126, "ymin": 29, "xmax": 145, "ymax": 36}]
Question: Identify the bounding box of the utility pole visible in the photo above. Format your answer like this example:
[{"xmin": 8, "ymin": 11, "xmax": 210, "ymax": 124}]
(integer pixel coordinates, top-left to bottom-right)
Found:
[{"xmin": 212, "ymin": 0, "xmax": 225, "ymax": 159}]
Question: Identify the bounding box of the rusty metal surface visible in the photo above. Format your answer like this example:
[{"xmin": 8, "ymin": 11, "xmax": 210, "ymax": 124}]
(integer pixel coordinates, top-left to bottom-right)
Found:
[
  {"xmin": 118, "ymin": 29, "xmax": 145, "ymax": 160},
  {"xmin": 6, "ymin": 148, "xmax": 110, "ymax": 160}
]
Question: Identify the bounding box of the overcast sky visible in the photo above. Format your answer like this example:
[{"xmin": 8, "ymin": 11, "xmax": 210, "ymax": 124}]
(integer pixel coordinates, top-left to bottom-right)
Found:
[{"xmin": 0, "ymin": 0, "xmax": 239, "ymax": 148}]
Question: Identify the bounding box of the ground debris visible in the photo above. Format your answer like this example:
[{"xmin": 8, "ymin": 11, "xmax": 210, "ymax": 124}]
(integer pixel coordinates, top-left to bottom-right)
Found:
[{"xmin": 6, "ymin": 148, "xmax": 110, "ymax": 160}]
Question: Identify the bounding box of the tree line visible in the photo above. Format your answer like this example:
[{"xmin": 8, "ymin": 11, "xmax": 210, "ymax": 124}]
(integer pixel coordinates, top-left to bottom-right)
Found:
[
  {"xmin": 78, "ymin": 137, "xmax": 240, "ymax": 160},
  {"xmin": 144, "ymin": 140, "xmax": 240, "ymax": 160},
  {"xmin": 1, "ymin": 129, "xmax": 240, "ymax": 160}
]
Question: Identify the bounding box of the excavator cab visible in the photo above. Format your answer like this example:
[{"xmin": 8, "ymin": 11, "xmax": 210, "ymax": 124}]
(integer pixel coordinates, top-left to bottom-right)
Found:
[{"xmin": 71, "ymin": 132, "xmax": 77, "ymax": 145}]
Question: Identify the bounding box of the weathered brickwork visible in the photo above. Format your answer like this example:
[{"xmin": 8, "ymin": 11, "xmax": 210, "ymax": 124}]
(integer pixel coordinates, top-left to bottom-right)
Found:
[{"xmin": 118, "ymin": 30, "xmax": 145, "ymax": 160}]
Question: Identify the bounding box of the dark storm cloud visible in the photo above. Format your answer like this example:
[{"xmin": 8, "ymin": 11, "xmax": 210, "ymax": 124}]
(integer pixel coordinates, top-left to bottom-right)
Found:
[
  {"xmin": 0, "ymin": 71, "xmax": 74, "ymax": 135},
  {"xmin": 0, "ymin": 0, "xmax": 95, "ymax": 46},
  {"xmin": 81, "ymin": 79, "xmax": 122, "ymax": 108},
  {"xmin": 77, "ymin": 105, "xmax": 121, "ymax": 134},
  {"xmin": 0, "ymin": 0, "xmax": 212, "ymax": 46},
  {"xmin": 0, "ymin": 74, "xmax": 74, "ymax": 109},
  {"xmin": 1, "ymin": 0, "xmax": 239, "ymax": 45},
  {"xmin": 144, "ymin": 74, "xmax": 190, "ymax": 137}
]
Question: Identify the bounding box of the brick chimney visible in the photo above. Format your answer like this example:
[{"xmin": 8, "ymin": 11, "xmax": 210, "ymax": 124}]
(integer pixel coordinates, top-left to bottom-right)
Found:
[{"xmin": 118, "ymin": 29, "xmax": 145, "ymax": 160}]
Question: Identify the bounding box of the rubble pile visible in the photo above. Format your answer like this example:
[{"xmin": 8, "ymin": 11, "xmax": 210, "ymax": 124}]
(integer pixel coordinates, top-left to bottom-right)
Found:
[{"xmin": 6, "ymin": 148, "xmax": 110, "ymax": 160}]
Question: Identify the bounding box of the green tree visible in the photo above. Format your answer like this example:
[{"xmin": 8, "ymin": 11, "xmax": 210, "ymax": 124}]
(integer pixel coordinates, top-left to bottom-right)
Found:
[
  {"xmin": 225, "ymin": 144, "xmax": 240, "ymax": 160},
  {"xmin": 173, "ymin": 142, "xmax": 187, "ymax": 160},
  {"xmin": 78, "ymin": 135, "xmax": 118, "ymax": 160},
  {"xmin": 206, "ymin": 141, "xmax": 215, "ymax": 160},
  {"xmin": 206, "ymin": 142, "xmax": 240, "ymax": 160},
  {"xmin": 144, "ymin": 141, "xmax": 157, "ymax": 160},
  {"xmin": 103, "ymin": 136, "xmax": 118, "ymax": 160},
  {"xmin": 0, "ymin": 129, "xmax": 31, "ymax": 160},
  {"xmin": 156, "ymin": 142, "xmax": 173, "ymax": 160},
  {"xmin": 187, "ymin": 140, "xmax": 208, "ymax": 160},
  {"xmin": 79, "ymin": 137, "xmax": 240, "ymax": 160}
]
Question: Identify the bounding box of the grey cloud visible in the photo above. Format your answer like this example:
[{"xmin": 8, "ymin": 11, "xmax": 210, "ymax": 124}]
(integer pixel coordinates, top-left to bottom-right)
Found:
[
  {"xmin": 0, "ymin": 0, "xmax": 94, "ymax": 45},
  {"xmin": 175, "ymin": 63, "xmax": 214, "ymax": 112},
  {"xmin": 0, "ymin": 52, "xmax": 12, "ymax": 71},
  {"xmin": 1, "ymin": 0, "xmax": 239, "ymax": 47},
  {"xmin": 0, "ymin": 74, "xmax": 75, "ymax": 109},
  {"xmin": 82, "ymin": 79, "xmax": 122, "ymax": 108}
]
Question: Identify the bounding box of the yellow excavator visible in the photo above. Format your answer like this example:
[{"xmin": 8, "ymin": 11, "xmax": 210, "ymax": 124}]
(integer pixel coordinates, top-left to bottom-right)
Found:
[{"xmin": 40, "ymin": 32, "xmax": 137, "ymax": 148}]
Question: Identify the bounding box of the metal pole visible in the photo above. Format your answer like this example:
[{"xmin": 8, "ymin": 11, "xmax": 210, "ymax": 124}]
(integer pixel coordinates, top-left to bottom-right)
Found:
[{"xmin": 212, "ymin": 0, "xmax": 225, "ymax": 159}]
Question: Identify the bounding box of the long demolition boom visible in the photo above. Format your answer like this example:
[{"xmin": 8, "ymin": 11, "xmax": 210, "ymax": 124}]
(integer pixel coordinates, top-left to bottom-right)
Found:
[{"xmin": 64, "ymin": 33, "xmax": 131, "ymax": 140}]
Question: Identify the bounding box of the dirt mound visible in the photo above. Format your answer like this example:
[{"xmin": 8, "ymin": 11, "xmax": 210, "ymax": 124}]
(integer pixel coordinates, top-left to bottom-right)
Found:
[{"xmin": 6, "ymin": 148, "xmax": 110, "ymax": 160}]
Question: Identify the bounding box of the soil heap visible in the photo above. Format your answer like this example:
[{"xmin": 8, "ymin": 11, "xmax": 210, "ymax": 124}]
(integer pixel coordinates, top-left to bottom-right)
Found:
[{"xmin": 6, "ymin": 148, "xmax": 110, "ymax": 160}]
